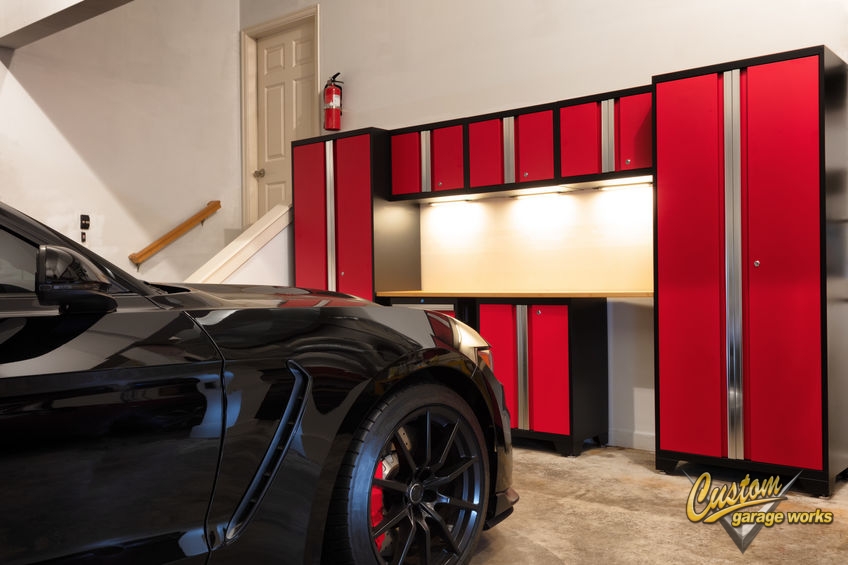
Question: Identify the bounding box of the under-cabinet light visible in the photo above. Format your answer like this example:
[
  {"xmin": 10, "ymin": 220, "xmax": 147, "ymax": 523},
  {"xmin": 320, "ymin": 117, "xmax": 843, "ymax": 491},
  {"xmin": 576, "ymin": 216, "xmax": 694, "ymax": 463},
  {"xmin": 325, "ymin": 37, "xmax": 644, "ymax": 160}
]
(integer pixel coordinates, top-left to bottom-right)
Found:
[
  {"xmin": 513, "ymin": 191, "xmax": 563, "ymax": 200},
  {"xmin": 594, "ymin": 182, "xmax": 653, "ymax": 192},
  {"xmin": 428, "ymin": 199, "xmax": 472, "ymax": 207}
]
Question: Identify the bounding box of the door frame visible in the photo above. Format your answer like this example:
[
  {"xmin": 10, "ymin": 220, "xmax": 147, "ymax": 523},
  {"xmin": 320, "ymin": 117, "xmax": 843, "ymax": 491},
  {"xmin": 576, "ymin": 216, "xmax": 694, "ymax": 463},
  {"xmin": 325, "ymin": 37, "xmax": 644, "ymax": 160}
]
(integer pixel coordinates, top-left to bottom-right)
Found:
[{"xmin": 240, "ymin": 7, "xmax": 320, "ymax": 227}]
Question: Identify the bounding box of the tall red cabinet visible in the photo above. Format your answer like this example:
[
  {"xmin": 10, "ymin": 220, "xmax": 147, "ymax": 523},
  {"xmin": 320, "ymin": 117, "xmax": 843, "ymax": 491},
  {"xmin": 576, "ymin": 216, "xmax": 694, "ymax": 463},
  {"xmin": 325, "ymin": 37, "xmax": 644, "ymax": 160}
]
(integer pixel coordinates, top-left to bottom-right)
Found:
[
  {"xmin": 293, "ymin": 128, "xmax": 421, "ymax": 301},
  {"xmin": 654, "ymin": 47, "xmax": 848, "ymax": 495}
]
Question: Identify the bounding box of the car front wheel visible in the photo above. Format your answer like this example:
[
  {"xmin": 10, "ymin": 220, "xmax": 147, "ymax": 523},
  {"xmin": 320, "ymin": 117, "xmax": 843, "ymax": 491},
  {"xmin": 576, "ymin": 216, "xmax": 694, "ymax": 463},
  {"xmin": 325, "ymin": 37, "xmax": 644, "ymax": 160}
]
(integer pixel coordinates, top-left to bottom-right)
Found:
[{"xmin": 325, "ymin": 382, "xmax": 489, "ymax": 565}]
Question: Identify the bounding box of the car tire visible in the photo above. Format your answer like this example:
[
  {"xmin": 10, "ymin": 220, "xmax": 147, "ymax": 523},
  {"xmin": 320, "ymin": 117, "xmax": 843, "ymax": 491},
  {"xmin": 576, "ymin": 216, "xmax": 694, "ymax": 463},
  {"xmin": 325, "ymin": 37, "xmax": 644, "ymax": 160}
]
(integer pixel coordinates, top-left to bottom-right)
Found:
[{"xmin": 325, "ymin": 382, "xmax": 490, "ymax": 565}]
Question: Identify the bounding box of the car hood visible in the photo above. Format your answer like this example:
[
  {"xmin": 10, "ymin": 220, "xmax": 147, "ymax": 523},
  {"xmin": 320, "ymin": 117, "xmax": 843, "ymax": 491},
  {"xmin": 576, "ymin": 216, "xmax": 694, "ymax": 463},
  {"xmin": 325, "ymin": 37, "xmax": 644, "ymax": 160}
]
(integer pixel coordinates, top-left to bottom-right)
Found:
[{"xmin": 147, "ymin": 282, "xmax": 376, "ymax": 311}]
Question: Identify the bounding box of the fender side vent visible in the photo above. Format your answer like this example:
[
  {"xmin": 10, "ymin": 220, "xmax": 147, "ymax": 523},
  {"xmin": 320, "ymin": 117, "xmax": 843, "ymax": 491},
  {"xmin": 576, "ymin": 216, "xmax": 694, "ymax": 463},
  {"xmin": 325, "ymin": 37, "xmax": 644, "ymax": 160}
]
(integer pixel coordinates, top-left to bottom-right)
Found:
[{"xmin": 225, "ymin": 360, "xmax": 311, "ymax": 541}]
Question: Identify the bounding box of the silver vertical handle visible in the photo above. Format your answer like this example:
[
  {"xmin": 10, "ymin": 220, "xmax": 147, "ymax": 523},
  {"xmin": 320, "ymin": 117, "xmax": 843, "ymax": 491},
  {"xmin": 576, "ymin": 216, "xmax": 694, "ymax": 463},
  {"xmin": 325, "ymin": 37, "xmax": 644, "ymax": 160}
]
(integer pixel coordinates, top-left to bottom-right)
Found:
[
  {"xmin": 724, "ymin": 68, "xmax": 744, "ymax": 460},
  {"xmin": 516, "ymin": 305, "xmax": 529, "ymax": 430}
]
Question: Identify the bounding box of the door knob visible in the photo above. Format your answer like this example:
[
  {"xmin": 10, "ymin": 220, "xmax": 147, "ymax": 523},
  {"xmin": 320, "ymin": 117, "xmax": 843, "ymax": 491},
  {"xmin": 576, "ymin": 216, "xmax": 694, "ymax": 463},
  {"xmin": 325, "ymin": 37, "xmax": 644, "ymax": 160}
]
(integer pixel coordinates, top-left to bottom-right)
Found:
[{"xmin": 253, "ymin": 168, "xmax": 266, "ymax": 178}]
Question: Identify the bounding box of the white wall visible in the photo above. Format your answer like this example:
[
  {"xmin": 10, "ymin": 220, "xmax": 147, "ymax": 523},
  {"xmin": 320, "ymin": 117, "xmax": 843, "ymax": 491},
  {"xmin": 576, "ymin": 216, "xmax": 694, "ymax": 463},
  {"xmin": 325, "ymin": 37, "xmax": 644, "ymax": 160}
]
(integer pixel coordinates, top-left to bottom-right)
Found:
[
  {"xmin": 607, "ymin": 298, "xmax": 656, "ymax": 451},
  {"xmin": 0, "ymin": 0, "xmax": 81, "ymax": 36},
  {"xmin": 0, "ymin": 0, "xmax": 242, "ymax": 282},
  {"xmin": 222, "ymin": 224, "xmax": 292, "ymax": 286},
  {"xmin": 242, "ymin": 0, "xmax": 848, "ymax": 130}
]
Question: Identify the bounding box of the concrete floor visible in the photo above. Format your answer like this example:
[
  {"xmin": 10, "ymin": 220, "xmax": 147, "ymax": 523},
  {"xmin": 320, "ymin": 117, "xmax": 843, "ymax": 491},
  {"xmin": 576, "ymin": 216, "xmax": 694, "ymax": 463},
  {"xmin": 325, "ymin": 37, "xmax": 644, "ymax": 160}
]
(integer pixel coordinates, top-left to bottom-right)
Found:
[{"xmin": 473, "ymin": 441, "xmax": 848, "ymax": 564}]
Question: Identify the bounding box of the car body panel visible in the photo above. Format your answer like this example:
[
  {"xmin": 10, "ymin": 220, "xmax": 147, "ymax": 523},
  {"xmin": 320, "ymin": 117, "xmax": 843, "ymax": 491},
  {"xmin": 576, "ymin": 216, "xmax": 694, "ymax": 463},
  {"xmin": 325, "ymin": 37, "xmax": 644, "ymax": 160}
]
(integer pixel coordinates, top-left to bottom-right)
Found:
[
  {"xmin": 0, "ymin": 202, "xmax": 516, "ymax": 564},
  {"xmin": 0, "ymin": 295, "xmax": 223, "ymax": 564}
]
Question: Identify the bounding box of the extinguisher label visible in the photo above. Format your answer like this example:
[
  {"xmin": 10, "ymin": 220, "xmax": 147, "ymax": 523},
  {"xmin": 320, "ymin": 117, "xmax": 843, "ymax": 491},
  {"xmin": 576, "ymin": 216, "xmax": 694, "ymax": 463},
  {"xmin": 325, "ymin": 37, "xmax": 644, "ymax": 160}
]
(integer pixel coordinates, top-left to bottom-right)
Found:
[{"xmin": 329, "ymin": 94, "xmax": 341, "ymax": 108}]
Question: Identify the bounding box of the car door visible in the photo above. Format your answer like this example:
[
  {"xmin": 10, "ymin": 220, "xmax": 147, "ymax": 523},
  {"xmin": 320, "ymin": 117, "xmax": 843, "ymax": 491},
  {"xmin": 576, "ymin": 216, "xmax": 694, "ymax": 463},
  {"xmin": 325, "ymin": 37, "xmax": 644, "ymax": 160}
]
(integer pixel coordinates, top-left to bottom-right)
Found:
[{"xmin": 0, "ymin": 227, "xmax": 224, "ymax": 564}]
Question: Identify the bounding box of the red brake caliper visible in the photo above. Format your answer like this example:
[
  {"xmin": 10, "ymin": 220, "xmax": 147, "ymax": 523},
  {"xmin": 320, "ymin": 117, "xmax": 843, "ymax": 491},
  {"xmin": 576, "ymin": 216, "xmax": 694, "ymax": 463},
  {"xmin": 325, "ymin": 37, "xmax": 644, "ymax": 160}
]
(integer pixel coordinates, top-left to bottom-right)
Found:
[{"xmin": 371, "ymin": 462, "xmax": 385, "ymax": 550}]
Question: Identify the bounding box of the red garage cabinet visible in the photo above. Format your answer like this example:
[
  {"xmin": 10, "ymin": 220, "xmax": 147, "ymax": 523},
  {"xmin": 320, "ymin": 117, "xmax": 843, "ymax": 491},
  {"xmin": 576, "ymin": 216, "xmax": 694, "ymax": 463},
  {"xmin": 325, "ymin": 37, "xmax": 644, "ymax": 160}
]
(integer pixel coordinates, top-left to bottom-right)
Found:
[
  {"xmin": 560, "ymin": 101, "xmax": 601, "ymax": 177},
  {"xmin": 390, "ymin": 131, "xmax": 421, "ymax": 196},
  {"xmin": 292, "ymin": 142, "xmax": 328, "ymax": 291},
  {"xmin": 430, "ymin": 125, "xmax": 464, "ymax": 191},
  {"xmin": 293, "ymin": 130, "xmax": 391, "ymax": 301},
  {"xmin": 654, "ymin": 46, "xmax": 848, "ymax": 495},
  {"xmin": 559, "ymin": 89, "xmax": 653, "ymax": 179},
  {"xmin": 478, "ymin": 299, "xmax": 608, "ymax": 456},
  {"xmin": 615, "ymin": 92, "xmax": 652, "ymax": 171},
  {"xmin": 514, "ymin": 110, "xmax": 554, "ymax": 183},
  {"xmin": 528, "ymin": 305, "xmax": 570, "ymax": 435},
  {"xmin": 468, "ymin": 118, "xmax": 504, "ymax": 188}
]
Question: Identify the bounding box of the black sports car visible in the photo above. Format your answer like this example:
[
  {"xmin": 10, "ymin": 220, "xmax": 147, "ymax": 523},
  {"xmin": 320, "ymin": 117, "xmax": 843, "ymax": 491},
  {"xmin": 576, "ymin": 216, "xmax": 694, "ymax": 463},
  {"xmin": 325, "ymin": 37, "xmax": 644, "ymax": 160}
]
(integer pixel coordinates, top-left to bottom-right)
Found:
[{"xmin": 0, "ymin": 201, "xmax": 517, "ymax": 564}]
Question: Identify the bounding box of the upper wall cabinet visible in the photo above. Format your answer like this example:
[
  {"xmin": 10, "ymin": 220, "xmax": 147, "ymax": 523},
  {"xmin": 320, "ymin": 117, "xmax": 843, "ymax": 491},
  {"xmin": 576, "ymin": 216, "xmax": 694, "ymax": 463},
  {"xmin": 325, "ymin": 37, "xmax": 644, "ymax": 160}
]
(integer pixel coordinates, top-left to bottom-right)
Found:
[
  {"xmin": 514, "ymin": 109, "xmax": 555, "ymax": 183},
  {"xmin": 559, "ymin": 91, "xmax": 653, "ymax": 178},
  {"xmin": 615, "ymin": 92, "xmax": 652, "ymax": 171},
  {"xmin": 431, "ymin": 125, "xmax": 465, "ymax": 191},
  {"xmin": 390, "ymin": 132, "xmax": 421, "ymax": 195},
  {"xmin": 388, "ymin": 86, "xmax": 653, "ymax": 200},
  {"xmin": 560, "ymin": 102, "xmax": 601, "ymax": 177},
  {"xmin": 468, "ymin": 118, "xmax": 504, "ymax": 188}
]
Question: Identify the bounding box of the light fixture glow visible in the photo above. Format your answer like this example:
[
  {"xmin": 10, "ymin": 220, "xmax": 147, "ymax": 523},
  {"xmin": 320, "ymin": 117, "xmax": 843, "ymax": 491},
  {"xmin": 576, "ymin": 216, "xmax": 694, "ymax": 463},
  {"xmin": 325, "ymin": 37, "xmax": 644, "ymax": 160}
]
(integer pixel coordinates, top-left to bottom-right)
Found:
[{"xmin": 428, "ymin": 199, "xmax": 472, "ymax": 207}]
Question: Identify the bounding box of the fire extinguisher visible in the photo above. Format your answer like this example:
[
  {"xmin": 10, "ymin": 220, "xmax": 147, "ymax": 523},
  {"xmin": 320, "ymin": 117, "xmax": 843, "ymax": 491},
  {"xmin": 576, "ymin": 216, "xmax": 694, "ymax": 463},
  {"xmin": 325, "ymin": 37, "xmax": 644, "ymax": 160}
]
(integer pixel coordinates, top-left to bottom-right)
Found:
[{"xmin": 323, "ymin": 72, "xmax": 343, "ymax": 131}]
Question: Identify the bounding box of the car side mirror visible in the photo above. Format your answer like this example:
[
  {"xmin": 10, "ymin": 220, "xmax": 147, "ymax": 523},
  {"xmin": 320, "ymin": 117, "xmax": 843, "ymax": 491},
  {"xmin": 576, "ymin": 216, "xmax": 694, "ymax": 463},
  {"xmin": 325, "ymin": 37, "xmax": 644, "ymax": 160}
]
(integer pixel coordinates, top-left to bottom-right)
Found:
[{"xmin": 36, "ymin": 245, "xmax": 117, "ymax": 313}]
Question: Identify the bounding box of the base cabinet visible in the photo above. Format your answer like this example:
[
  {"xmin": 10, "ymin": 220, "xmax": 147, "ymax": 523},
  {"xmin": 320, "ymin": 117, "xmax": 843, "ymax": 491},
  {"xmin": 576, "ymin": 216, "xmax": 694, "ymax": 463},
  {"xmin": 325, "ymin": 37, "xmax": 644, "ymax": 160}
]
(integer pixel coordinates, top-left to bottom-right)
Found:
[{"xmin": 478, "ymin": 299, "xmax": 608, "ymax": 456}]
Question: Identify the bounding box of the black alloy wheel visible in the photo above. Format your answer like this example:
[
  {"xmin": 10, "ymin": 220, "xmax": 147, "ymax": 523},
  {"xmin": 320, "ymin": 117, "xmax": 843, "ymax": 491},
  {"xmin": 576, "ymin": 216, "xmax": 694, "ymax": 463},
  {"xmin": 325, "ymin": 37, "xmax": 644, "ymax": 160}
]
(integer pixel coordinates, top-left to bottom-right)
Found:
[{"xmin": 325, "ymin": 383, "xmax": 489, "ymax": 565}]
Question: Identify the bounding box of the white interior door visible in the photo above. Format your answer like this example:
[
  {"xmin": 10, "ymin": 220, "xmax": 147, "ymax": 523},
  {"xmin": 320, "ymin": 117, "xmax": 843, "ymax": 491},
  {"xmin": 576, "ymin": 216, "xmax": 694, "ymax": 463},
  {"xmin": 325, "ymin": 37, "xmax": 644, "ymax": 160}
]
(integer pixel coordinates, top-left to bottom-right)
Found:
[{"xmin": 247, "ymin": 15, "xmax": 317, "ymax": 224}]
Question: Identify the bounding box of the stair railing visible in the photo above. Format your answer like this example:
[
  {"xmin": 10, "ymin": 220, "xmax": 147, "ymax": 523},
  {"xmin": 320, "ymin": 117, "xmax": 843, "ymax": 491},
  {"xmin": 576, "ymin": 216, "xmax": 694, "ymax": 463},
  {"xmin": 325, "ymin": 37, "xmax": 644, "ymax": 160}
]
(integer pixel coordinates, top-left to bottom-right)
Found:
[{"xmin": 128, "ymin": 200, "xmax": 221, "ymax": 267}]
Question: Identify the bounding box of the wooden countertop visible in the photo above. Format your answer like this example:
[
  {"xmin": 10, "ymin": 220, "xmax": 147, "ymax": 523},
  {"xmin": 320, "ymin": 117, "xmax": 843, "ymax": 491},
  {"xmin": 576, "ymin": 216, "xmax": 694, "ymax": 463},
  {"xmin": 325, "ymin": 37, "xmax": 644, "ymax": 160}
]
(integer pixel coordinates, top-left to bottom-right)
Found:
[{"xmin": 376, "ymin": 290, "xmax": 654, "ymax": 299}]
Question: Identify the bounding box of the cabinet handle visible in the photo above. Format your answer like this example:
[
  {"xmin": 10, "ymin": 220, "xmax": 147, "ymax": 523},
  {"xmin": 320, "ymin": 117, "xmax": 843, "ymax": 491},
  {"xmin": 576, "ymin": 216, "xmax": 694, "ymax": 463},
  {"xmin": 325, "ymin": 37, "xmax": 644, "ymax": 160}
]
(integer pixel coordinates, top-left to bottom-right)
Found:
[
  {"xmin": 753, "ymin": 261, "xmax": 760, "ymax": 268},
  {"xmin": 536, "ymin": 309, "xmax": 542, "ymax": 315},
  {"xmin": 437, "ymin": 181, "xmax": 443, "ymax": 187},
  {"xmin": 625, "ymin": 158, "xmax": 631, "ymax": 165},
  {"xmin": 523, "ymin": 172, "xmax": 529, "ymax": 178}
]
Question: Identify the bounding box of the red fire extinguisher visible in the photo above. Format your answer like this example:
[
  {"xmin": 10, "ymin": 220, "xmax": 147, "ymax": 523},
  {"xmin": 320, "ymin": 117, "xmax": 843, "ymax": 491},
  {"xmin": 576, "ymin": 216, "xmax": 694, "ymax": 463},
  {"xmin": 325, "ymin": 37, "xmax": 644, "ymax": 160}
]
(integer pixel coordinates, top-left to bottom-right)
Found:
[{"xmin": 323, "ymin": 72, "xmax": 343, "ymax": 131}]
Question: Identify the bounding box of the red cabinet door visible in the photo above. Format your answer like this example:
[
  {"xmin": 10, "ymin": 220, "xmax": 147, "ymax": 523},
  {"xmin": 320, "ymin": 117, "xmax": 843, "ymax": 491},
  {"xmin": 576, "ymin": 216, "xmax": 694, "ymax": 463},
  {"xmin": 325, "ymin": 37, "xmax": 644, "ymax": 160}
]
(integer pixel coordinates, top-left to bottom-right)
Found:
[
  {"xmin": 390, "ymin": 132, "xmax": 421, "ymax": 195},
  {"xmin": 293, "ymin": 142, "xmax": 327, "ymax": 290},
  {"xmin": 431, "ymin": 125, "xmax": 464, "ymax": 191},
  {"xmin": 334, "ymin": 134, "xmax": 374, "ymax": 300},
  {"xmin": 655, "ymin": 74, "xmax": 726, "ymax": 458},
  {"xmin": 528, "ymin": 305, "xmax": 569, "ymax": 435},
  {"xmin": 469, "ymin": 119, "xmax": 503, "ymax": 188},
  {"xmin": 560, "ymin": 102, "xmax": 601, "ymax": 177},
  {"xmin": 743, "ymin": 56, "xmax": 822, "ymax": 470},
  {"xmin": 515, "ymin": 110, "xmax": 554, "ymax": 183},
  {"xmin": 615, "ymin": 92, "xmax": 653, "ymax": 170},
  {"xmin": 478, "ymin": 304, "xmax": 518, "ymax": 424}
]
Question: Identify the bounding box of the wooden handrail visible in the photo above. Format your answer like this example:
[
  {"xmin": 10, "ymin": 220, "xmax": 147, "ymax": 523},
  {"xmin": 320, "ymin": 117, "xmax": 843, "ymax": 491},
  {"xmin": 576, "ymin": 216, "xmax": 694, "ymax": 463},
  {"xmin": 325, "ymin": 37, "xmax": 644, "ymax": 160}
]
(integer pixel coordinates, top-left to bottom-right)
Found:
[{"xmin": 129, "ymin": 200, "xmax": 221, "ymax": 267}]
